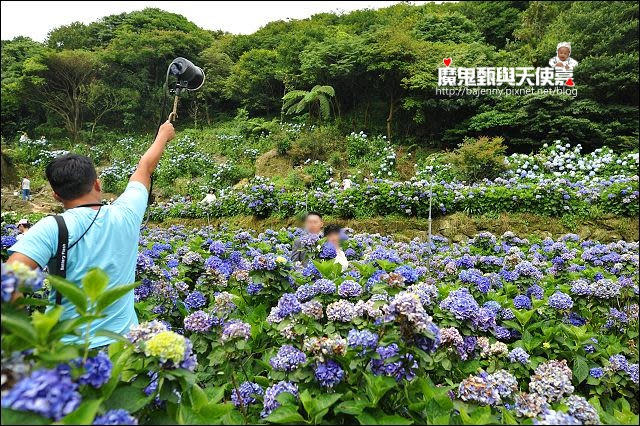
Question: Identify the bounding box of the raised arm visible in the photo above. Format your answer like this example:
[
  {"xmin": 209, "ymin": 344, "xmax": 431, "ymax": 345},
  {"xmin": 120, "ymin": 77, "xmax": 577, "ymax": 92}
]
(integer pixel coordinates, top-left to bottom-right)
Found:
[{"xmin": 130, "ymin": 120, "xmax": 175, "ymax": 190}]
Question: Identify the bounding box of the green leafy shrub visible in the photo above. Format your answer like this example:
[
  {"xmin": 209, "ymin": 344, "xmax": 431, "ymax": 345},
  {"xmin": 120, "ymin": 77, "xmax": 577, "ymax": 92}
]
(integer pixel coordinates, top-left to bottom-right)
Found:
[
  {"xmin": 271, "ymin": 130, "xmax": 294, "ymax": 155},
  {"xmin": 289, "ymin": 126, "xmax": 343, "ymax": 165},
  {"xmin": 448, "ymin": 136, "xmax": 507, "ymax": 182},
  {"xmin": 304, "ymin": 160, "xmax": 333, "ymax": 188}
]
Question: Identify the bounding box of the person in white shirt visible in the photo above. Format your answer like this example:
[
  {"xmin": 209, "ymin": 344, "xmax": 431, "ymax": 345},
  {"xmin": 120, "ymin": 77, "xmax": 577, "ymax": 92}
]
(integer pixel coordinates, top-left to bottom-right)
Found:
[
  {"xmin": 200, "ymin": 192, "xmax": 217, "ymax": 205},
  {"xmin": 342, "ymin": 178, "xmax": 352, "ymax": 190},
  {"xmin": 324, "ymin": 224, "xmax": 349, "ymax": 271},
  {"xmin": 21, "ymin": 177, "xmax": 31, "ymax": 201}
]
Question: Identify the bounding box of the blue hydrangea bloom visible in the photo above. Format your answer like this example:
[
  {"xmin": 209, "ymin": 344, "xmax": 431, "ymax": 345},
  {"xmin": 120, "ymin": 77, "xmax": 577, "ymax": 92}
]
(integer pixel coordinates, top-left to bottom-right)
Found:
[
  {"xmin": 184, "ymin": 291, "xmax": 207, "ymax": 310},
  {"xmin": 314, "ymin": 360, "xmax": 344, "ymax": 388},
  {"xmin": 231, "ymin": 381, "xmax": 264, "ymax": 407},
  {"xmin": 77, "ymin": 352, "xmax": 112, "ymax": 388},
  {"xmin": 2, "ymin": 368, "xmax": 82, "ymax": 420},
  {"xmin": 513, "ymin": 294, "xmax": 532, "ymax": 310},
  {"xmin": 93, "ymin": 409, "xmax": 138, "ymax": 425}
]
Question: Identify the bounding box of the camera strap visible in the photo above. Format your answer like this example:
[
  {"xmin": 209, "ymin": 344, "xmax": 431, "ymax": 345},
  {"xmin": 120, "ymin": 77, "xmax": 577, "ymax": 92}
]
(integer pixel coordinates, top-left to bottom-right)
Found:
[{"xmin": 48, "ymin": 203, "xmax": 103, "ymax": 304}]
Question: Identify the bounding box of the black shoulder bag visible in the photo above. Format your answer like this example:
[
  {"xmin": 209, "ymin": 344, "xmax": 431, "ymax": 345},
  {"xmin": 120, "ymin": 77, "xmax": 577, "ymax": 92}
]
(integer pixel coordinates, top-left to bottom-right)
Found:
[{"xmin": 48, "ymin": 203, "xmax": 103, "ymax": 304}]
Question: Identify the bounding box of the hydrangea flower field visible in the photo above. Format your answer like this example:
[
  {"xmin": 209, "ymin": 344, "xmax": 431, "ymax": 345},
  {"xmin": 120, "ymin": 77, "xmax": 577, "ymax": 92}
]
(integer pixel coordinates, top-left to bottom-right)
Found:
[
  {"xmin": 2, "ymin": 223, "xmax": 638, "ymax": 424},
  {"xmin": 147, "ymin": 141, "xmax": 638, "ymax": 220}
]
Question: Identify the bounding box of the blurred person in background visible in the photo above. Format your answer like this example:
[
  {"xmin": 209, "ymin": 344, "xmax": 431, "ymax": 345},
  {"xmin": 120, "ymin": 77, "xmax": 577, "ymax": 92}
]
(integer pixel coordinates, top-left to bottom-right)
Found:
[
  {"xmin": 16, "ymin": 219, "xmax": 32, "ymax": 240},
  {"xmin": 324, "ymin": 224, "xmax": 348, "ymax": 271},
  {"xmin": 21, "ymin": 176, "xmax": 31, "ymax": 201},
  {"xmin": 291, "ymin": 211, "xmax": 324, "ymax": 263}
]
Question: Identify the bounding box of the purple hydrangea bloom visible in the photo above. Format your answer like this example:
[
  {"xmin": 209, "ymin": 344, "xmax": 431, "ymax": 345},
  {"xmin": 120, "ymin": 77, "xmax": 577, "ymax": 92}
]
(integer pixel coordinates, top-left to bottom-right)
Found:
[
  {"xmin": 270, "ymin": 345, "xmax": 307, "ymax": 371},
  {"xmin": 533, "ymin": 410, "xmax": 580, "ymax": 425},
  {"xmin": 184, "ymin": 310, "xmax": 214, "ymax": 333},
  {"xmin": 508, "ymin": 347, "xmax": 530, "ymax": 364},
  {"xmin": 251, "ymin": 254, "xmax": 277, "ymax": 271},
  {"xmin": 144, "ymin": 372, "xmax": 158, "ymax": 396},
  {"xmin": 246, "ymin": 282, "xmax": 263, "ymax": 295},
  {"xmin": 439, "ymin": 288, "xmax": 479, "ymax": 320},
  {"xmin": 276, "ymin": 293, "xmax": 302, "ymax": 318},
  {"xmin": 313, "ymin": 278, "xmax": 336, "ymax": 295},
  {"xmin": 548, "ymin": 291, "xmax": 573, "ymax": 310},
  {"xmin": 184, "ymin": 291, "xmax": 206, "ymax": 310},
  {"xmin": 231, "ymin": 381, "xmax": 263, "ymax": 407},
  {"xmin": 483, "ymin": 301, "xmax": 501, "ymax": 314},
  {"xmin": 513, "ymin": 294, "xmax": 532, "ymax": 310},
  {"xmin": 338, "ymin": 280, "xmax": 363, "ymax": 298},
  {"xmin": 395, "ymin": 265, "xmax": 419, "ymax": 284},
  {"xmin": 319, "ymin": 242, "xmax": 337, "ymax": 259},
  {"xmin": 261, "ymin": 381, "xmax": 298, "ymax": 417},
  {"xmin": 347, "ymin": 329, "xmax": 378, "ymax": 351},
  {"xmin": 609, "ymin": 354, "xmax": 628, "ymax": 372},
  {"xmin": 221, "ymin": 320, "xmax": 252, "ymax": 342},
  {"xmin": 1, "ymin": 267, "xmax": 18, "ymax": 301},
  {"xmin": 526, "ymin": 284, "xmax": 544, "ymax": 300},
  {"xmin": 493, "ymin": 326, "xmax": 511, "ymax": 341},
  {"xmin": 295, "ymin": 284, "xmax": 317, "ymax": 302},
  {"xmin": 344, "ymin": 248, "xmax": 357, "ymax": 259},
  {"xmin": 471, "ymin": 307, "xmax": 497, "ymax": 332},
  {"xmin": 77, "ymin": 352, "xmax": 112, "ymax": 388},
  {"xmin": 371, "ymin": 343, "xmax": 418, "ymax": 381},
  {"xmin": 2, "ymin": 368, "xmax": 82, "ymax": 420},
  {"xmin": 566, "ymin": 312, "xmax": 586, "ymax": 326},
  {"xmin": 314, "ymin": 360, "xmax": 344, "ymax": 388},
  {"xmin": 625, "ymin": 363, "xmax": 638, "ymax": 384},
  {"xmin": 93, "ymin": 409, "xmax": 138, "ymax": 425},
  {"xmin": 589, "ymin": 367, "xmax": 604, "ymax": 379},
  {"xmin": 1, "ymin": 234, "xmax": 18, "ymax": 249},
  {"xmin": 208, "ymin": 240, "xmax": 227, "ymax": 256}
]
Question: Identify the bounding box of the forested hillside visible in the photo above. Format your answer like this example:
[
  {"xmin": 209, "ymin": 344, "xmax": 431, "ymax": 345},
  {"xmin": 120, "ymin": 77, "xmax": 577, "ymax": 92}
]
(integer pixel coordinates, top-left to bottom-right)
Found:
[{"xmin": 2, "ymin": 1, "xmax": 638, "ymax": 150}]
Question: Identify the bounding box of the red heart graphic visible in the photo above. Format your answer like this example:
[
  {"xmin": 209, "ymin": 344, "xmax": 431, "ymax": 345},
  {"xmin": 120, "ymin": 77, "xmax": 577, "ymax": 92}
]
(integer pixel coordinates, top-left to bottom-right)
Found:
[
  {"xmin": 443, "ymin": 57, "xmax": 452, "ymax": 67},
  {"xmin": 565, "ymin": 78, "xmax": 574, "ymax": 86}
]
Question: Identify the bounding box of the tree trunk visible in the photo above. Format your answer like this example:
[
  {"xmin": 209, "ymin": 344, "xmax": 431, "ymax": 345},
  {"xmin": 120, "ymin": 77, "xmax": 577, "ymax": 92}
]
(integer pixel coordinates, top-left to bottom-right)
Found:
[
  {"xmin": 364, "ymin": 100, "xmax": 370, "ymax": 129},
  {"xmin": 386, "ymin": 93, "xmax": 394, "ymax": 141}
]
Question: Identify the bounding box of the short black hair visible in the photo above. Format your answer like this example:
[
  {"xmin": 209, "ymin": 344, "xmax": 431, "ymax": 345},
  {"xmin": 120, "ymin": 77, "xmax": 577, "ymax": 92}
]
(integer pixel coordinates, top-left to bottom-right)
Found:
[
  {"xmin": 323, "ymin": 224, "xmax": 341, "ymax": 236},
  {"xmin": 305, "ymin": 211, "xmax": 323, "ymax": 220},
  {"xmin": 45, "ymin": 154, "xmax": 97, "ymax": 201}
]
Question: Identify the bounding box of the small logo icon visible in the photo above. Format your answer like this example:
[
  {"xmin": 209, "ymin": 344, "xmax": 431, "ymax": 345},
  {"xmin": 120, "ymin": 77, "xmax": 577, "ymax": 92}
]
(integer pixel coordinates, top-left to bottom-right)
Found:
[
  {"xmin": 443, "ymin": 58, "xmax": 452, "ymax": 67},
  {"xmin": 565, "ymin": 78, "xmax": 575, "ymax": 86}
]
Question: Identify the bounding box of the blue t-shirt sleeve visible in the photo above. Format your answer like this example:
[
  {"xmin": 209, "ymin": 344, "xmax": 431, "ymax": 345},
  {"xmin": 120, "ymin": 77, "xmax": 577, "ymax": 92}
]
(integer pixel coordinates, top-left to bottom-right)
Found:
[
  {"xmin": 112, "ymin": 181, "xmax": 149, "ymax": 225},
  {"xmin": 8, "ymin": 216, "xmax": 57, "ymax": 268}
]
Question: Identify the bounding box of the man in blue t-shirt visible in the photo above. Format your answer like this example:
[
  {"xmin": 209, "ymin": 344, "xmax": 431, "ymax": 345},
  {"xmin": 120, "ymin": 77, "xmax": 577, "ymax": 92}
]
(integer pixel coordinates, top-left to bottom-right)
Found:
[{"xmin": 7, "ymin": 120, "xmax": 176, "ymax": 348}]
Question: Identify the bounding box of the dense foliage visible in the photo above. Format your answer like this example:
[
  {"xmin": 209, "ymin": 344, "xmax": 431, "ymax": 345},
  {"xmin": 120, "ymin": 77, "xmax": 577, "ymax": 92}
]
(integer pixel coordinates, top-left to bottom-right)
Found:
[
  {"xmin": 2, "ymin": 223, "xmax": 638, "ymax": 424},
  {"xmin": 2, "ymin": 2, "xmax": 638, "ymax": 149}
]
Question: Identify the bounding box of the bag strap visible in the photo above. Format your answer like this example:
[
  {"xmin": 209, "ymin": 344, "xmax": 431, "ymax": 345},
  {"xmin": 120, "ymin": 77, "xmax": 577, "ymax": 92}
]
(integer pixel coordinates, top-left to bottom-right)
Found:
[
  {"xmin": 48, "ymin": 205, "xmax": 102, "ymax": 305},
  {"xmin": 48, "ymin": 215, "xmax": 69, "ymax": 305}
]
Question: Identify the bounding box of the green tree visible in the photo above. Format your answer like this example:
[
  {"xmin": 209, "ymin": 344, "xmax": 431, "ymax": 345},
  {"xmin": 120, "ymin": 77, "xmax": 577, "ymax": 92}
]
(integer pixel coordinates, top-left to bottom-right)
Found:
[
  {"xmin": 22, "ymin": 49, "xmax": 98, "ymax": 141},
  {"xmin": 282, "ymin": 85, "xmax": 336, "ymax": 122},
  {"xmin": 459, "ymin": 1, "xmax": 529, "ymax": 48},
  {"xmin": 228, "ymin": 49, "xmax": 283, "ymax": 115},
  {"xmin": 192, "ymin": 44, "xmax": 235, "ymax": 125},
  {"xmin": 1, "ymin": 37, "xmax": 47, "ymax": 138}
]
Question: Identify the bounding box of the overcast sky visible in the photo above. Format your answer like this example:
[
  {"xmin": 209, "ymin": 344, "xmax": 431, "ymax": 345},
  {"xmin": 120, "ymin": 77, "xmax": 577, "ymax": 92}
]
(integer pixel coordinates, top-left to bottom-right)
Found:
[{"xmin": 1, "ymin": 1, "xmax": 432, "ymax": 41}]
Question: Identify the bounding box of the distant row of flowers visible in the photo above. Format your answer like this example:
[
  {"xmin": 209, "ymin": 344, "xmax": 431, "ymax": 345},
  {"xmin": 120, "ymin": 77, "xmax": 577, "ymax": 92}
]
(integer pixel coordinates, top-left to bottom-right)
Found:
[{"xmin": 149, "ymin": 173, "xmax": 638, "ymax": 220}]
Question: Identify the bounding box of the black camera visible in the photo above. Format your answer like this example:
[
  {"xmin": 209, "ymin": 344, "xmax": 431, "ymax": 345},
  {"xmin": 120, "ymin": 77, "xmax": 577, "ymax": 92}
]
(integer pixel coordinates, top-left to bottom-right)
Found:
[{"xmin": 168, "ymin": 57, "xmax": 205, "ymax": 91}]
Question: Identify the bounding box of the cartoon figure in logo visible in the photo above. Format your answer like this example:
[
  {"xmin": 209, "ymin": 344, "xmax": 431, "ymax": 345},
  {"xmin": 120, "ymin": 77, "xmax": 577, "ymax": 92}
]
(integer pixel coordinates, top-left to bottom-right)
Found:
[{"xmin": 549, "ymin": 42, "xmax": 578, "ymax": 70}]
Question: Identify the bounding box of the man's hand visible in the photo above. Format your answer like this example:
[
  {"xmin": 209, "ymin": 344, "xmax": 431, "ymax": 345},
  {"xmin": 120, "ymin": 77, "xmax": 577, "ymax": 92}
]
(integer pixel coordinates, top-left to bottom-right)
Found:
[
  {"xmin": 158, "ymin": 120, "xmax": 175, "ymax": 143},
  {"xmin": 129, "ymin": 121, "xmax": 175, "ymax": 189}
]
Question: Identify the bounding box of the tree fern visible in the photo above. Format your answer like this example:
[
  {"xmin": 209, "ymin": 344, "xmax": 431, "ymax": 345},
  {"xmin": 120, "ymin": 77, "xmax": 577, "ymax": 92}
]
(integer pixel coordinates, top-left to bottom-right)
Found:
[{"xmin": 281, "ymin": 84, "xmax": 335, "ymax": 122}]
